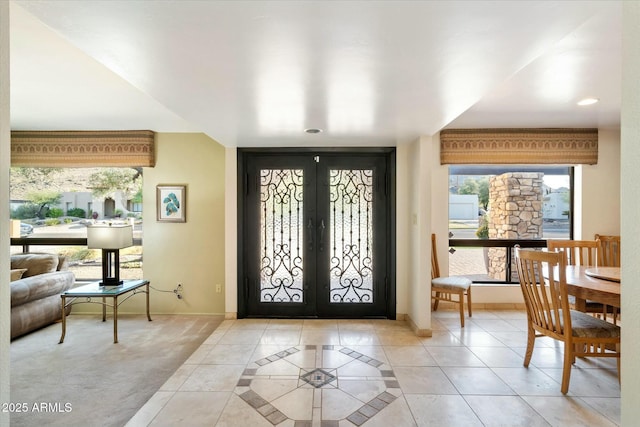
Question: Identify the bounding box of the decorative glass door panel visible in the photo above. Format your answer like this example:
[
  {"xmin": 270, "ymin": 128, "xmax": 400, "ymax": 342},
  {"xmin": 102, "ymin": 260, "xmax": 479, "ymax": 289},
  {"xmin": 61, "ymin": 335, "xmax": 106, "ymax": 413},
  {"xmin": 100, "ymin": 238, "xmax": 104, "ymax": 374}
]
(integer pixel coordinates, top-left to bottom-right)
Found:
[
  {"xmin": 259, "ymin": 169, "xmax": 304, "ymax": 303},
  {"xmin": 329, "ymin": 169, "xmax": 374, "ymax": 304},
  {"xmin": 241, "ymin": 152, "xmax": 393, "ymax": 318}
]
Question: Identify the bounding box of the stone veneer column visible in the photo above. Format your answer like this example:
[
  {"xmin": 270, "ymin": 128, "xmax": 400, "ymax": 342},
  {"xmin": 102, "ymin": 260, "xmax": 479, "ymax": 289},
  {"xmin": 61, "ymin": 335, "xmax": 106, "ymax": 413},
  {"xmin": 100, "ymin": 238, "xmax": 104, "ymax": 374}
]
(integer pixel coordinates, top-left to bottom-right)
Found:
[{"xmin": 487, "ymin": 173, "xmax": 543, "ymax": 280}]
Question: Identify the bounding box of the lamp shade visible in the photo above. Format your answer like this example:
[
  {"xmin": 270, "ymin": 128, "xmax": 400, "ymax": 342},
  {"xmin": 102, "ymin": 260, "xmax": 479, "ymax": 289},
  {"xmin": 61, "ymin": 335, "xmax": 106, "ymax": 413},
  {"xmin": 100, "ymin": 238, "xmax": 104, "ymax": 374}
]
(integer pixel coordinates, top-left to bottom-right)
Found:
[{"xmin": 87, "ymin": 224, "xmax": 133, "ymax": 249}]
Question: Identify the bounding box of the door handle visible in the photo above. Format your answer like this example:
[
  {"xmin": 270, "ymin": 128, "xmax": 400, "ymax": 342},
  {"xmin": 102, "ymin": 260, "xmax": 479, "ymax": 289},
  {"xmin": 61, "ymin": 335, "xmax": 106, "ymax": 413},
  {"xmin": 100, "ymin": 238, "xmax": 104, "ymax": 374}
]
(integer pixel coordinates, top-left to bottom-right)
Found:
[
  {"xmin": 307, "ymin": 219, "xmax": 314, "ymax": 251},
  {"xmin": 319, "ymin": 219, "xmax": 325, "ymax": 252}
]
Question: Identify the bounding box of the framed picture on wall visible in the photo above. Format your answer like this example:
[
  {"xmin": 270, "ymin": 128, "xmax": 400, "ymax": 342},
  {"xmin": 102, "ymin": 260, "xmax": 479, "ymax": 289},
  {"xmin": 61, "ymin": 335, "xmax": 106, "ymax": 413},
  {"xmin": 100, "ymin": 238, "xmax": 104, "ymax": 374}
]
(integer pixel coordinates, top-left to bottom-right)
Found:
[{"xmin": 157, "ymin": 184, "xmax": 187, "ymax": 222}]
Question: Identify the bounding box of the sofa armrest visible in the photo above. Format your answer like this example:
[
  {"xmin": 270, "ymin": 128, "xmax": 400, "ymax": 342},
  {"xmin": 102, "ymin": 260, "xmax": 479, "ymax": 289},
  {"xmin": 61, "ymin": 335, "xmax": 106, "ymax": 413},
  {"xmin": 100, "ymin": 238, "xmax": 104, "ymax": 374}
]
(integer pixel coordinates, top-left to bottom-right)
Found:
[{"xmin": 10, "ymin": 271, "xmax": 75, "ymax": 308}]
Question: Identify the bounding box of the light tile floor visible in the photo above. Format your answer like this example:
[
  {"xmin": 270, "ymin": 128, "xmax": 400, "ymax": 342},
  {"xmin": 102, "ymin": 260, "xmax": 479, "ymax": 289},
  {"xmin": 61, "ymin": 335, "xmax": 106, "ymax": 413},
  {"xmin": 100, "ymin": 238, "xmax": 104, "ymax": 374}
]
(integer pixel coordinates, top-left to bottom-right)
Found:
[{"xmin": 126, "ymin": 310, "xmax": 620, "ymax": 427}]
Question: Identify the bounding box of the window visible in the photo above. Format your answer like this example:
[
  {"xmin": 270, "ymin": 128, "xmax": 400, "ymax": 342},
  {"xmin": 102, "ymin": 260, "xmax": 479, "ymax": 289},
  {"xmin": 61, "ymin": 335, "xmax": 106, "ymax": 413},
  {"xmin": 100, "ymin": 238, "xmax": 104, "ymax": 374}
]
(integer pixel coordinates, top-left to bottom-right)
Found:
[
  {"xmin": 448, "ymin": 165, "xmax": 572, "ymax": 283},
  {"xmin": 10, "ymin": 167, "xmax": 143, "ymax": 282}
]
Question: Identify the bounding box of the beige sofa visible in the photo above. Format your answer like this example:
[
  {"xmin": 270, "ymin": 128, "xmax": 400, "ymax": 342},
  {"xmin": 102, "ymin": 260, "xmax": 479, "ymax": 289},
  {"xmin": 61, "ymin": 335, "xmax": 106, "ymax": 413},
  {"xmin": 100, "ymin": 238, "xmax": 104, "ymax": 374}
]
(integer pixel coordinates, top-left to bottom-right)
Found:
[{"xmin": 10, "ymin": 253, "xmax": 75, "ymax": 339}]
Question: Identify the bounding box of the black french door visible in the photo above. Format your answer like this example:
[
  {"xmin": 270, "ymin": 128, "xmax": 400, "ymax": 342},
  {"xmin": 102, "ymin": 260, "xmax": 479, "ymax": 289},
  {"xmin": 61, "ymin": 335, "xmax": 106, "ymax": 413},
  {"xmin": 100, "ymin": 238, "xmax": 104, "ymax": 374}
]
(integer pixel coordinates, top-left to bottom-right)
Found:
[{"xmin": 238, "ymin": 150, "xmax": 395, "ymax": 318}]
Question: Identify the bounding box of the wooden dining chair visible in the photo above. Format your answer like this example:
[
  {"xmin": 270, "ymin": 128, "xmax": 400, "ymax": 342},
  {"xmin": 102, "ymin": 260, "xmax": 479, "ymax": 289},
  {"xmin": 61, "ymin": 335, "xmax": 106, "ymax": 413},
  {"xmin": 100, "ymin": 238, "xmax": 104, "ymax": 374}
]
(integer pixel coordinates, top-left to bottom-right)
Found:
[
  {"xmin": 595, "ymin": 234, "xmax": 621, "ymax": 267},
  {"xmin": 546, "ymin": 239, "xmax": 599, "ymax": 267},
  {"xmin": 546, "ymin": 239, "xmax": 612, "ymax": 320},
  {"xmin": 514, "ymin": 247, "xmax": 620, "ymax": 394},
  {"xmin": 595, "ymin": 234, "xmax": 621, "ymax": 323},
  {"xmin": 431, "ymin": 233, "xmax": 472, "ymax": 327}
]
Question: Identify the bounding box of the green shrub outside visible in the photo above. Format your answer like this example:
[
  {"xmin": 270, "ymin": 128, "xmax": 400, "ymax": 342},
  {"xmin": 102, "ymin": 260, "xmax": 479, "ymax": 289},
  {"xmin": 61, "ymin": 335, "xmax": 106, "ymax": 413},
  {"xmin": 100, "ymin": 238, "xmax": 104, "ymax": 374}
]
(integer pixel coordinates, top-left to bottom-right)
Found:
[
  {"xmin": 44, "ymin": 218, "xmax": 61, "ymax": 226},
  {"xmin": 476, "ymin": 215, "xmax": 489, "ymax": 239},
  {"xmin": 46, "ymin": 208, "xmax": 64, "ymax": 218},
  {"xmin": 59, "ymin": 247, "xmax": 97, "ymax": 262},
  {"xmin": 11, "ymin": 203, "xmax": 39, "ymax": 220},
  {"xmin": 64, "ymin": 218, "xmax": 73, "ymax": 224},
  {"xmin": 67, "ymin": 207, "xmax": 86, "ymax": 218}
]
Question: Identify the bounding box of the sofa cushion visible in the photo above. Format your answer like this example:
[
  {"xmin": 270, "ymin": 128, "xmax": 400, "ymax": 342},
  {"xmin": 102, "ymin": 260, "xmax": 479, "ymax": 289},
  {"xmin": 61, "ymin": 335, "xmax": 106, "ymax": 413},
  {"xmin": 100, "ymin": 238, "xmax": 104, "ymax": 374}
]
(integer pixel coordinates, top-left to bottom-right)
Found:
[
  {"xmin": 10, "ymin": 268, "xmax": 28, "ymax": 282},
  {"xmin": 10, "ymin": 254, "xmax": 59, "ymax": 278},
  {"xmin": 10, "ymin": 270, "xmax": 75, "ymax": 308}
]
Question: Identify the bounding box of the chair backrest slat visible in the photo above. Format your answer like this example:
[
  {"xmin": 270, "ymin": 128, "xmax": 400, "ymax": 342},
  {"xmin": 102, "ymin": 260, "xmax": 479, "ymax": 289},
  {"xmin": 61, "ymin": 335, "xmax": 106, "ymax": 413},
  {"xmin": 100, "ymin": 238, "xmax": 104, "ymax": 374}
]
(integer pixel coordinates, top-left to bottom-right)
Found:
[
  {"xmin": 515, "ymin": 247, "xmax": 570, "ymax": 337},
  {"xmin": 595, "ymin": 234, "xmax": 621, "ymax": 267},
  {"xmin": 547, "ymin": 239, "xmax": 598, "ymax": 266}
]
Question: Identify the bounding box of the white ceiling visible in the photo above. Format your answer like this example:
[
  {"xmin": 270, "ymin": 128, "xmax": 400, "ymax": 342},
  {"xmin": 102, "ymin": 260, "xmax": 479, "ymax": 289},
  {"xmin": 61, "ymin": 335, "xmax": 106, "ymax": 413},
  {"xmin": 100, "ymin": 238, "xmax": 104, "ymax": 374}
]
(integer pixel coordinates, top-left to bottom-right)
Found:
[{"xmin": 9, "ymin": 1, "xmax": 622, "ymax": 148}]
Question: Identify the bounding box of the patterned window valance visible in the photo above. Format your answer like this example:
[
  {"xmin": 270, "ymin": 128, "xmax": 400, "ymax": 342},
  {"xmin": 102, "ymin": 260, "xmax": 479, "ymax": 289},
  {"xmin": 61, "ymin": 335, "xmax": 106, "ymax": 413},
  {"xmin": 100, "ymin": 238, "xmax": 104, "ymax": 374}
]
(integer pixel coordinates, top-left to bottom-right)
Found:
[
  {"xmin": 10, "ymin": 130, "xmax": 155, "ymax": 167},
  {"xmin": 440, "ymin": 128, "xmax": 598, "ymax": 165}
]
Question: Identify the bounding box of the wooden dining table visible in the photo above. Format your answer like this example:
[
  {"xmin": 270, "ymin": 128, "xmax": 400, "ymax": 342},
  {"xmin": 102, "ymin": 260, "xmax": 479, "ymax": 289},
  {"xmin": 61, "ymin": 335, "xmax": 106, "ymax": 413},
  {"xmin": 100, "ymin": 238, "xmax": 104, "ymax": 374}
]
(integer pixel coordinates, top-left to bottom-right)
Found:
[{"xmin": 545, "ymin": 266, "xmax": 621, "ymax": 311}]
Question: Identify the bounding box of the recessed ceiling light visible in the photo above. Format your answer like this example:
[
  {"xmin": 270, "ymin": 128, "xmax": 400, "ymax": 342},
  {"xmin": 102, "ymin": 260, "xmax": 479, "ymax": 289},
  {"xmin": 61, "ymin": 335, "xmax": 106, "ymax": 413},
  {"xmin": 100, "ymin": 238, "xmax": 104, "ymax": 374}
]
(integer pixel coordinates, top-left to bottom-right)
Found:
[
  {"xmin": 577, "ymin": 98, "xmax": 599, "ymax": 106},
  {"xmin": 305, "ymin": 128, "xmax": 323, "ymax": 134}
]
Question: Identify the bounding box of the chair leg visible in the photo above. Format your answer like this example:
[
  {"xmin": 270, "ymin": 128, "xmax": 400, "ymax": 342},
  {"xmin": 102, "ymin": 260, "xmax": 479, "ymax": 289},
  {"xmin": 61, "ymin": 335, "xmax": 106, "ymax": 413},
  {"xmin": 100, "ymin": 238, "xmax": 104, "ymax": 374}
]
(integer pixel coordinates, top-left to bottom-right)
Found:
[
  {"xmin": 458, "ymin": 291, "xmax": 465, "ymax": 328},
  {"xmin": 466, "ymin": 287, "xmax": 472, "ymax": 318},
  {"xmin": 561, "ymin": 342, "xmax": 573, "ymax": 394},
  {"xmin": 433, "ymin": 292, "xmax": 440, "ymax": 311},
  {"xmin": 523, "ymin": 325, "xmax": 535, "ymax": 367},
  {"xmin": 617, "ymin": 343, "xmax": 621, "ymax": 384}
]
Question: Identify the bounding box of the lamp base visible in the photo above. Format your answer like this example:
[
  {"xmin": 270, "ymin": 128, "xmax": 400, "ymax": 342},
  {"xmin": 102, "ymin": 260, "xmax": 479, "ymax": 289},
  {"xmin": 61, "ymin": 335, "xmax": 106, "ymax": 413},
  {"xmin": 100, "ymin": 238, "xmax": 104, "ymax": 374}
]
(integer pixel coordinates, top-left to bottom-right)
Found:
[{"xmin": 99, "ymin": 278, "xmax": 124, "ymax": 287}]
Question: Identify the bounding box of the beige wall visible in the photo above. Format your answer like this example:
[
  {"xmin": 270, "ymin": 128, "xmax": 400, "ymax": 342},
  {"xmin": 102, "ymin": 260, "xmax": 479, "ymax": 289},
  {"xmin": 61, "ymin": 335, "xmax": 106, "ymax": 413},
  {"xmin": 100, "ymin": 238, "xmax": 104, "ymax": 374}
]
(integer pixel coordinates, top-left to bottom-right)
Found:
[
  {"xmin": 621, "ymin": 1, "xmax": 640, "ymax": 423},
  {"xmin": 142, "ymin": 133, "xmax": 226, "ymax": 314},
  {"xmin": 400, "ymin": 136, "xmax": 435, "ymax": 333},
  {"xmin": 576, "ymin": 129, "xmax": 621, "ymax": 239},
  {"xmin": 1, "ymin": 0, "xmax": 11, "ymax": 417},
  {"xmin": 74, "ymin": 133, "xmax": 227, "ymax": 315}
]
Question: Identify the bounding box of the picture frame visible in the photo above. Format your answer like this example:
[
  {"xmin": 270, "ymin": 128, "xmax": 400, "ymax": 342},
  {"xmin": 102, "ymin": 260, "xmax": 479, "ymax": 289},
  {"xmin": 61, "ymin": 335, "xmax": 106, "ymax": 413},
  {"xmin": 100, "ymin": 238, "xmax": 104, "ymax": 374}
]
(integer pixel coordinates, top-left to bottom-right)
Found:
[{"xmin": 157, "ymin": 185, "xmax": 187, "ymax": 222}]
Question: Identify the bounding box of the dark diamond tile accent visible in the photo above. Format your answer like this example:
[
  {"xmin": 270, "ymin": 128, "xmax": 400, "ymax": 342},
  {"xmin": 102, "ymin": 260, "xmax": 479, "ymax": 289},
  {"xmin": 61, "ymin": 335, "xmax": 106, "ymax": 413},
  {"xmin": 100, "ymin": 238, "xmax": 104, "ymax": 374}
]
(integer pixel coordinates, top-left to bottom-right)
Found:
[
  {"xmin": 384, "ymin": 380, "xmax": 400, "ymax": 388},
  {"xmin": 256, "ymin": 358, "xmax": 270, "ymax": 366},
  {"xmin": 350, "ymin": 351, "xmax": 363, "ymax": 359},
  {"xmin": 320, "ymin": 421, "xmax": 339, "ymax": 427},
  {"xmin": 305, "ymin": 345, "xmax": 317, "ymax": 350},
  {"xmin": 300, "ymin": 368, "xmax": 337, "ymax": 388},
  {"xmin": 240, "ymin": 390, "xmax": 269, "ymax": 408},
  {"xmin": 237, "ymin": 378, "xmax": 252, "ymax": 387},
  {"xmin": 367, "ymin": 397, "xmax": 388, "ymax": 411},
  {"xmin": 243, "ymin": 368, "xmax": 257, "ymax": 376},
  {"xmin": 286, "ymin": 347, "xmax": 300, "ymax": 354},
  {"xmin": 294, "ymin": 421, "xmax": 312, "ymax": 427},
  {"xmin": 380, "ymin": 370, "xmax": 395, "ymax": 377},
  {"xmin": 346, "ymin": 411, "xmax": 369, "ymax": 426},
  {"xmin": 340, "ymin": 348, "xmax": 354, "ymax": 355},
  {"xmin": 265, "ymin": 410, "xmax": 288, "ymax": 425},
  {"xmin": 267, "ymin": 355, "xmax": 280, "ymax": 362},
  {"xmin": 358, "ymin": 355, "xmax": 372, "ymax": 363},
  {"xmin": 378, "ymin": 391, "xmax": 397, "ymax": 404},
  {"xmin": 257, "ymin": 403, "xmax": 278, "ymax": 416},
  {"xmin": 358, "ymin": 405, "xmax": 379, "ymax": 418},
  {"xmin": 368, "ymin": 360, "xmax": 384, "ymax": 368},
  {"xmin": 322, "ymin": 345, "xmax": 334, "ymax": 350},
  {"xmin": 276, "ymin": 351, "xmax": 289, "ymax": 358}
]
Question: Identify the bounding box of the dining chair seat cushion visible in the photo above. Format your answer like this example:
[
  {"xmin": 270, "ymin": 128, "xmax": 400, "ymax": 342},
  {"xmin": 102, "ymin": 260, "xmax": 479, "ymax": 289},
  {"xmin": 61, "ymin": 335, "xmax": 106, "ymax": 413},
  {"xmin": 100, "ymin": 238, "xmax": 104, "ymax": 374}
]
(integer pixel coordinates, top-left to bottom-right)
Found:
[
  {"xmin": 431, "ymin": 276, "xmax": 472, "ymax": 291},
  {"xmin": 559, "ymin": 310, "xmax": 621, "ymax": 339}
]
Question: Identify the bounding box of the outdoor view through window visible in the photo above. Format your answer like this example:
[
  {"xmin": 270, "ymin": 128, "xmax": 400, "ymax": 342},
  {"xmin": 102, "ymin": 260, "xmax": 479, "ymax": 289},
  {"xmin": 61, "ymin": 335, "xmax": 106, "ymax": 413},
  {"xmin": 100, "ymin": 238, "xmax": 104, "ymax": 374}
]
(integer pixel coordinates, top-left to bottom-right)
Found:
[
  {"xmin": 448, "ymin": 165, "xmax": 571, "ymax": 283},
  {"xmin": 10, "ymin": 167, "xmax": 143, "ymax": 281}
]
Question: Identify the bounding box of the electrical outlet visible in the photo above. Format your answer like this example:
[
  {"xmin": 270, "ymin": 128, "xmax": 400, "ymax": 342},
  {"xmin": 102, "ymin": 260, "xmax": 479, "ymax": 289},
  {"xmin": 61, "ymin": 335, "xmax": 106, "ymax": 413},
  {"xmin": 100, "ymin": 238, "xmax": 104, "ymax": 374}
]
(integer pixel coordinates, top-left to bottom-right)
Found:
[
  {"xmin": 174, "ymin": 283, "xmax": 184, "ymax": 299},
  {"xmin": 216, "ymin": 284, "xmax": 222, "ymax": 293}
]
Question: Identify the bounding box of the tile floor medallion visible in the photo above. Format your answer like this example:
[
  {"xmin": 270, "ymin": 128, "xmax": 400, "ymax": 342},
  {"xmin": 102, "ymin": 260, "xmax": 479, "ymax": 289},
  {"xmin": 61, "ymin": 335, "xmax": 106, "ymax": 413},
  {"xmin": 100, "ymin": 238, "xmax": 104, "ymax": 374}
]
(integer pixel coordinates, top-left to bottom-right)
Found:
[
  {"xmin": 128, "ymin": 312, "xmax": 621, "ymax": 427},
  {"xmin": 237, "ymin": 345, "xmax": 400, "ymax": 426}
]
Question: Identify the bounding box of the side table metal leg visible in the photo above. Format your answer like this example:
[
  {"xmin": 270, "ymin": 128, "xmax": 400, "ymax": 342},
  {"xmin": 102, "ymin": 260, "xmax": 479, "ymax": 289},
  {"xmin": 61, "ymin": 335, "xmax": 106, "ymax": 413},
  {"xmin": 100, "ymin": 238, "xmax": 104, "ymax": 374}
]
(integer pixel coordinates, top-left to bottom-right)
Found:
[
  {"xmin": 102, "ymin": 296, "xmax": 107, "ymax": 321},
  {"xmin": 113, "ymin": 296, "xmax": 118, "ymax": 344},
  {"xmin": 59, "ymin": 295, "xmax": 66, "ymax": 344},
  {"xmin": 146, "ymin": 283, "xmax": 152, "ymax": 321}
]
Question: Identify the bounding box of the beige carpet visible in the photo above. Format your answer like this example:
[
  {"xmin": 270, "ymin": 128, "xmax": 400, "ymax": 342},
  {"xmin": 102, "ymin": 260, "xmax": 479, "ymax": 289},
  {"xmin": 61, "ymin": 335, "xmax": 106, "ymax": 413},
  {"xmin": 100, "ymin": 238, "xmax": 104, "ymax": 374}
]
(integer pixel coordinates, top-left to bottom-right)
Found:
[{"xmin": 10, "ymin": 313, "xmax": 224, "ymax": 427}]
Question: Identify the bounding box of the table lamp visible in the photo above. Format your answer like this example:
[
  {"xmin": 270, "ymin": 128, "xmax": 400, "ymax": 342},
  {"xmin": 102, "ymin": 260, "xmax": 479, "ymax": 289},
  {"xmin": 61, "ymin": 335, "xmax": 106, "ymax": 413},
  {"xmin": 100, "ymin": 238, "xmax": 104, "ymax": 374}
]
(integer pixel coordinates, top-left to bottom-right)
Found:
[{"xmin": 87, "ymin": 224, "xmax": 133, "ymax": 286}]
